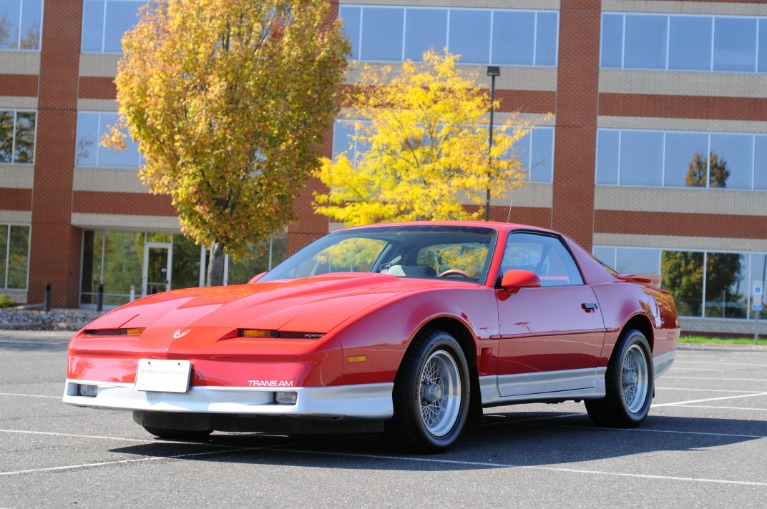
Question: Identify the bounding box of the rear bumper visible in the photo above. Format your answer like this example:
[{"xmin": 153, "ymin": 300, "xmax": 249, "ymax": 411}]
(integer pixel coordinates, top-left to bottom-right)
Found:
[{"xmin": 63, "ymin": 379, "xmax": 393, "ymax": 419}]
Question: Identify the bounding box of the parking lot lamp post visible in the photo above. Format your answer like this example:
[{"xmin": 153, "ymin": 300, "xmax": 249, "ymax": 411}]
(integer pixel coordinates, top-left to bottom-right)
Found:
[{"xmin": 485, "ymin": 66, "xmax": 500, "ymax": 221}]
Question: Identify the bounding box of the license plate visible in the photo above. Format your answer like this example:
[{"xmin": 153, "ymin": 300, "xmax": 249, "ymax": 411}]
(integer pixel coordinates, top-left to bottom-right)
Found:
[{"xmin": 135, "ymin": 359, "xmax": 192, "ymax": 393}]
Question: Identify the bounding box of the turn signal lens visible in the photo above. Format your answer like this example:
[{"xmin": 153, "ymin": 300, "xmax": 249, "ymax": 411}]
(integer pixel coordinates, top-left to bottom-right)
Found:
[
  {"xmin": 86, "ymin": 327, "xmax": 145, "ymax": 337},
  {"xmin": 239, "ymin": 328, "xmax": 276, "ymax": 338}
]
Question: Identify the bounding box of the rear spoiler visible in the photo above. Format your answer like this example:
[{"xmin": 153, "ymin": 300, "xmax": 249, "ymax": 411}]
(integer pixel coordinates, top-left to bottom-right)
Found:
[{"xmin": 616, "ymin": 273, "xmax": 661, "ymax": 287}]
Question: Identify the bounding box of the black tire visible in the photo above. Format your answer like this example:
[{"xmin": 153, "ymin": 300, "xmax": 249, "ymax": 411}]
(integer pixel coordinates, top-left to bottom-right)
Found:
[
  {"xmin": 142, "ymin": 425, "xmax": 213, "ymax": 441},
  {"xmin": 384, "ymin": 329, "xmax": 470, "ymax": 453},
  {"xmin": 586, "ymin": 329, "xmax": 654, "ymax": 427}
]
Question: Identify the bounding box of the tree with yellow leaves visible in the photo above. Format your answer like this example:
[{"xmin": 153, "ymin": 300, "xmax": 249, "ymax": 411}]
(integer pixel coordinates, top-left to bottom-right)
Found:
[
  {"xmin": 314, "ymin": 50, "xmax": 535, "ymax": 225},
  {"xmin": 104, "ymin": 0, "xmax": 349, "ymax": 285}
]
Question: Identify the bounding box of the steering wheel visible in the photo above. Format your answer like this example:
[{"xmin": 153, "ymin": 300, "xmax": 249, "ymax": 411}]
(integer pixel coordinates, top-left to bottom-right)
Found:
[{"xmin": 438, "ymin": 269, "xmax": 473, "ymax": 279}]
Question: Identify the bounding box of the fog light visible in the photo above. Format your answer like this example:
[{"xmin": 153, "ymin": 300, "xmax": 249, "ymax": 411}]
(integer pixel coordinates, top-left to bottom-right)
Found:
[
  {"xmin": 78, "ymin": 384, "xmax": 98, "ymax": 397},
  {"xmin": 275, "ymin": 391, "xmax": 297, "ymax": 405}
]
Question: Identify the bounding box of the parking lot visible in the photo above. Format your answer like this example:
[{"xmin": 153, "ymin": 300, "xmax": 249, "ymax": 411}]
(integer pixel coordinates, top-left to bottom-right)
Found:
[{"xmin": 1, "ymin": 330, "xmax": 766, "ymax": 508}]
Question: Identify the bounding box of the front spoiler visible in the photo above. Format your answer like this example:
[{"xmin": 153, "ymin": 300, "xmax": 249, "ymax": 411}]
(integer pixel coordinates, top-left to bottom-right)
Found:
[{"xmin": 63, "ymin": 379, "xmax": 394, "ymax": 419}]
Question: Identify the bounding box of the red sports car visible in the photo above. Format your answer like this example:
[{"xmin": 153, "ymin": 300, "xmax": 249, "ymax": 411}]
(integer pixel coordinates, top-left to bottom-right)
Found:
[{"xmin": 63, "ymin": 222, "xmax": 679, "ymax": 453}]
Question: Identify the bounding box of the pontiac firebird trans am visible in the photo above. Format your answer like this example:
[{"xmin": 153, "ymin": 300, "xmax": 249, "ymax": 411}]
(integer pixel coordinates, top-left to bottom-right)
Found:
[{"xmin": 63, "ymin": 222, "xmax": 680, "ymax": 453}]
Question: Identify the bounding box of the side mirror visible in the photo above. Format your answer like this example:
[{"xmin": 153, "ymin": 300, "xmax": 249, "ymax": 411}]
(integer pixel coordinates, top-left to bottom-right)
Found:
[{"xmin": 501, "ymin": 270, "xmax": 541, "ymax": 293}]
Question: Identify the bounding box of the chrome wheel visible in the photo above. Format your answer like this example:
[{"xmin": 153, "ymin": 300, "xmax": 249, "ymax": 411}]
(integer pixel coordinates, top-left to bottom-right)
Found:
[
  {"xmin": 419, "ymin": 350, "xmax": 461, "ymax": 437},
  {"xmin": 622, "ymin": 344, "xmax": 649, "ymax": 414}
]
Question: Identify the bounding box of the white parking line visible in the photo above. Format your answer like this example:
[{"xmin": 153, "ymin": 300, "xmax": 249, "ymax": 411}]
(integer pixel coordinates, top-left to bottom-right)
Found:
[
  {"xmin": 654, "ymin": 392, "xmax": 767, "ymax": 408},
  {"xmin": 656, "ymin": 386, "xmax": 765, "ymax": 393},
  {"xmin": 662, "ymin": 376, "xmax": 767, "ymax": 382},
  {"xmin": 279, "ymin": 448, "xmax": 767, "ymax": 487},
  {"xmin": 675, "ymin": 405, "xmax": 767, "ymax": 412},
  {"xmin": 0, "ymin": 392, "xmax": 60, "ymax": 399},
  {"xmin": 0, "ymin": 445, "xmax": 264, "ymax": 477}
]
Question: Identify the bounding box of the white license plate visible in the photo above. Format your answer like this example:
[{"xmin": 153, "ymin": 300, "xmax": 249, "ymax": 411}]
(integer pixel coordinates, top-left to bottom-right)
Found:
[{"xmin": 135, "ymin": 359, "xmax": 192, "ymax": 393}]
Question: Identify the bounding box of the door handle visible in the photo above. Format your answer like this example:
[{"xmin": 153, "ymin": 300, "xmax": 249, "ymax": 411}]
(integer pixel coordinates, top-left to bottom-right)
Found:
[{"xmin": 581, "ymin": 302, "xmax": 599, "ymax": 312}]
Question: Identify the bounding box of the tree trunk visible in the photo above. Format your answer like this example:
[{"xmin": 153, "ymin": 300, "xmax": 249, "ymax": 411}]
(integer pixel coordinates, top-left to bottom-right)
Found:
[{"xmin": 207, "ymin": 241, "xmax": 225, "ymax": 286}]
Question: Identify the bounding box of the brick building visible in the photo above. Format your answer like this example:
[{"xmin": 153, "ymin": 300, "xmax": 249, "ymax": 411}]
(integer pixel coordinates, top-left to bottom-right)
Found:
[{"xmin": 1, "ymin": 0, "xmax": 766, "ymax": 334}]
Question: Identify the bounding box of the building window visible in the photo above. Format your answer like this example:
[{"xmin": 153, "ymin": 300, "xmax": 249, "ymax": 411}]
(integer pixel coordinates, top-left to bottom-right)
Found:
[
  {"xmin": 75, "ymin": 112, "xmax": 141, "ymax": 168},
  {"xmin": 596, "ymin": 129, "xmax": 767, "ymax": 191},
  {"xmin": 0, "ymin": 0, "xmax": 43, "ymax": 50},
  {"xmin": 0, "ymin": 110, "xmax": 36, "ymax": 164},
  {"xmin": 594, "ymin": 246, "xmax": 763, "ymax": 320},
  {"xmin": 80, "ymin": 230, "xmax": 287, "ymax": 308},
  {"xmin": 0, "ymin": 224, "xmax": 30, "ymax": 290},
  {"xmin": 81, "ymin": 0, "xmax": 145, "ymax": 54},
  {"xmin": 333, "ymin": 120, "xmax": 555, "ymax": 184},
  {"xmin": 340, "ymin": 5, "xmax": 558, "ymax": 66},
  {"xmin": 602, "ymin": 13, "xmax": 767, "ymax": 73}
]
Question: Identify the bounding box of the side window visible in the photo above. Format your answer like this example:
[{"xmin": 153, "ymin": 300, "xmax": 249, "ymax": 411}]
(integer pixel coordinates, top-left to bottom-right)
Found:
[{"xmin": 501, "ymin": 233, "xmax": 583, "ymax": 287}]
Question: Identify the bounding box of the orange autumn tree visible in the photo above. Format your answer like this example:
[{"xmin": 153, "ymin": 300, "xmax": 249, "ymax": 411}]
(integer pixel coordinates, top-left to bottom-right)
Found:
[
  {"xmin": 314, "ymin": 50, "xmax": 536, "ymax": 225},
  {"xmin": 105, "ymin": 0, "xmax": 349, "ymax": 285}
]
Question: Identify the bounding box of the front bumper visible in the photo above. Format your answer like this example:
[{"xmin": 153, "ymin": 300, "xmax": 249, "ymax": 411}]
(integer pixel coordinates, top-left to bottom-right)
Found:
[{"xmin": 63, "ymin": 379, "xmax": 393, "ymax": 419}]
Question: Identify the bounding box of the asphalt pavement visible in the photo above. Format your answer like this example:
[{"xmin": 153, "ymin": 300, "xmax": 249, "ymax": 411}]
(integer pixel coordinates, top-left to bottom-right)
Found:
[{"xmin": 1, "ymin": 331, "xmax": 766, "ymax": 508}]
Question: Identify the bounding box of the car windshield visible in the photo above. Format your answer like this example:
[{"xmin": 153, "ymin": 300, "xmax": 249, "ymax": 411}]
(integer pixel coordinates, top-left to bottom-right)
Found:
[{"xmin": 259, "ymin": 225, "xmax": 498, "ymax": 284}]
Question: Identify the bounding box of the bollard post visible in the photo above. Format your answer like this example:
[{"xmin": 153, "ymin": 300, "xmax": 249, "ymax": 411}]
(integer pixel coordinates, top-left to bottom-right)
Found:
[
  {"xmin": 44, "ymin": 282, "xmax": 51, "ymax": 312},
  {"xmin": 130, "ymin": 285, "xmax": 135, "ymax": 302},
  {"xmin": 97, "ymin": 283, "xmax": 104, "ymax": 313}
]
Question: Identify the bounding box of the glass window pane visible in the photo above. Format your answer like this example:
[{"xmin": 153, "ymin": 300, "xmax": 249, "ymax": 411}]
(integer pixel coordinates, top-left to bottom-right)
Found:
[
  {"xmin": 759, "ymin": 19, "xmax": 767, "ymax": 73},
  {"xmin": 705, "ymin": 253, "xmax": 747, "ymax": 319},
  {"xmin": 668, "ymin": 16, "xmax": 712, "ymax": 71},
  {"xmin": 82, "ymin": 0, "xmax": 105, "ymax": 52},
  {"xmin": 100, "ymin": 231, "xmax": 142, "ymax": 305},
  {"xmin": 0, "ymin": 0, "xmax": 21, "ymax": 49},
  {"xmin": 713, "ymin": 17, "xmax": 757, "ymax": 72},
  {"xmin": 13, "ymin": 111, "xmax": 34, "ymax": 163},
  {"xmin": 596, "ymin": 129, "xmax": 619, "ymax": 185},
  {"xmin": 97, "ymin": 113, "xmax": 140, "ymax": 168},
  {"xmin": 662, "ymin": 250, "xmax": 703, "ymax": 317},
  {"xmin": 19, "ymin": 0, "xmax": 42, "ymax": 49},
  {"xmin": 530, "ymin": 127, "xmax": 554, "ymax": 183},
  {"xmin": 332, "ymin": 120, "xmax": 355, "ymax": 162},
  {"xmin": 360, "ymin": 7, "xmax": 403, "ymax": 62},
  {"xmin": 103, "ymin": 0, "xmax": 144, "ymax": 53},
  {"xmin": 0, "ymin": 111, "xmax": 14, "ymax": 163},
  {"xmin": 754, "ymin": 135, "xmax": 767, "ymax": 190},
  {"xmin": 6, "ymin": 225, "xmax": 29, "ymax": 289},
  {"xmin": 171, "ymin": 234, "xmax": 202, "ymax": 290},
  {"xmin": 624, "ymin": 15, "xmax": 667, "ymax": 69},
  {"xmin": 448, "ymin": 9, "xmax": 490, "ymax": 64},
  {"xmin": 619, "ymin": 131, "xmax": 663, "ymax": 186},
  {"xmin": 76, "ymin": 112, "xmax": 99, "ymax": 167},
  {"xmin": 228, "ymin": 236, "xmax": 287, "ymax": 284},
  {"xmin": 535, "ymin": 11, "xmax": 558, "ymax": 66},
  {"xmin": 339, "ymin": 6, "xmax": 360, "ymax": 60},
  {"xmin": 710, "ymin": 134, "xmax": 753, "ymax": 189},
  {"xmin": 404, "ymin": 8, "xmax": 447, "ymax": 62},
  {"xmin": 615, "ymin": 247, "xmax": 660, "ymax": 275},
  {"xmin": 511, "ymin": 130, "xmax": 531, "ymax": 177},
  {"xmin": 491, "ymin": 11, "xmax": 534, "ymax": 66},
  {"xmin": 0, "ymin": 225, "xmax": 7, "ymax": 287},
  {"xmin": 592, "ymin": 246, "xmax": 616, "ymax": 269},
  {"xmin": 664, "ymin": 132, "xmax": 708, "ymax": 187},
  {"xmin": 600, "ymin": 14, "xmax": 623, "ymax": 68}
]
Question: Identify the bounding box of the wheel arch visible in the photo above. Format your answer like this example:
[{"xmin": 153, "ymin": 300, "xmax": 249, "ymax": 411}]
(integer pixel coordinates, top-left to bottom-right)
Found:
[
  {"xmin": 407, "ymin": 316, "xmax": 484, "ymax": 425},
  {"xmin": 622, "ymin": 314, "xmax": 655, "ymax": 353}
]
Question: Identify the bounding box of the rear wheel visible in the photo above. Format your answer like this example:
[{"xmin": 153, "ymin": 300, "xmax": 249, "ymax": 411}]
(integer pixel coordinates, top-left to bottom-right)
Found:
[
  {"xmin": 586, "ymin": 329, "xmax": 653, "ymax": 427},
  {"xmin": 142, "ymin": 426, "xmax": 213, "ymax": 441},
  {"xmin": 384, "ymin": 329, "xmax": 470, "ymax": 453}
]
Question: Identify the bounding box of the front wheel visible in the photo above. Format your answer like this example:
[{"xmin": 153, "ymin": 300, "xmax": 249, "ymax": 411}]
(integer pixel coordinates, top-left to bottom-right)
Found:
[
  {"xmin": 586, "ymin": 329, "xmax": 653, "ymax": 428},
  {"xmin": 384, "ymin": 329, "xmax": 470, "ymax": 453}
]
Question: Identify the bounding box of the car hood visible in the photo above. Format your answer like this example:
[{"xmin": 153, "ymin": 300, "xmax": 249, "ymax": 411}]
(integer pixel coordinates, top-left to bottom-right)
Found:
[{"xmin": 84, "ymin": 273, "xmax": 465, "ymax": 336}]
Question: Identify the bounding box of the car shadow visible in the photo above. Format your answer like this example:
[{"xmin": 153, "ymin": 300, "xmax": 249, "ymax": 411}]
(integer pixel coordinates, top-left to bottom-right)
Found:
[{"xmin": 108, "ymin": 410, "xmax": 767, "ymax": 471}]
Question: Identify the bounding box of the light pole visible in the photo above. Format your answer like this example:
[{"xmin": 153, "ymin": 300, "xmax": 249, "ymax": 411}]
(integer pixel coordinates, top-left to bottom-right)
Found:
[{"xmin": 485, "ymin": 65, "xmax": 500, "ymax": 221}]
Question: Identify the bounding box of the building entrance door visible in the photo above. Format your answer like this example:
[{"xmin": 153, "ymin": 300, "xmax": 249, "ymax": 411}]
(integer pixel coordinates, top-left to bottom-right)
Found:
[{"xmin": 142, "ymin": 242, "xmax": 173, "ymax": 297}]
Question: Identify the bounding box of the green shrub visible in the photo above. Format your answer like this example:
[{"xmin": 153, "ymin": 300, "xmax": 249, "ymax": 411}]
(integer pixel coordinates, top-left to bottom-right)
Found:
[{"xmin": 0, "ymin": 294, "xmax": 16, "ymax": 308}]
